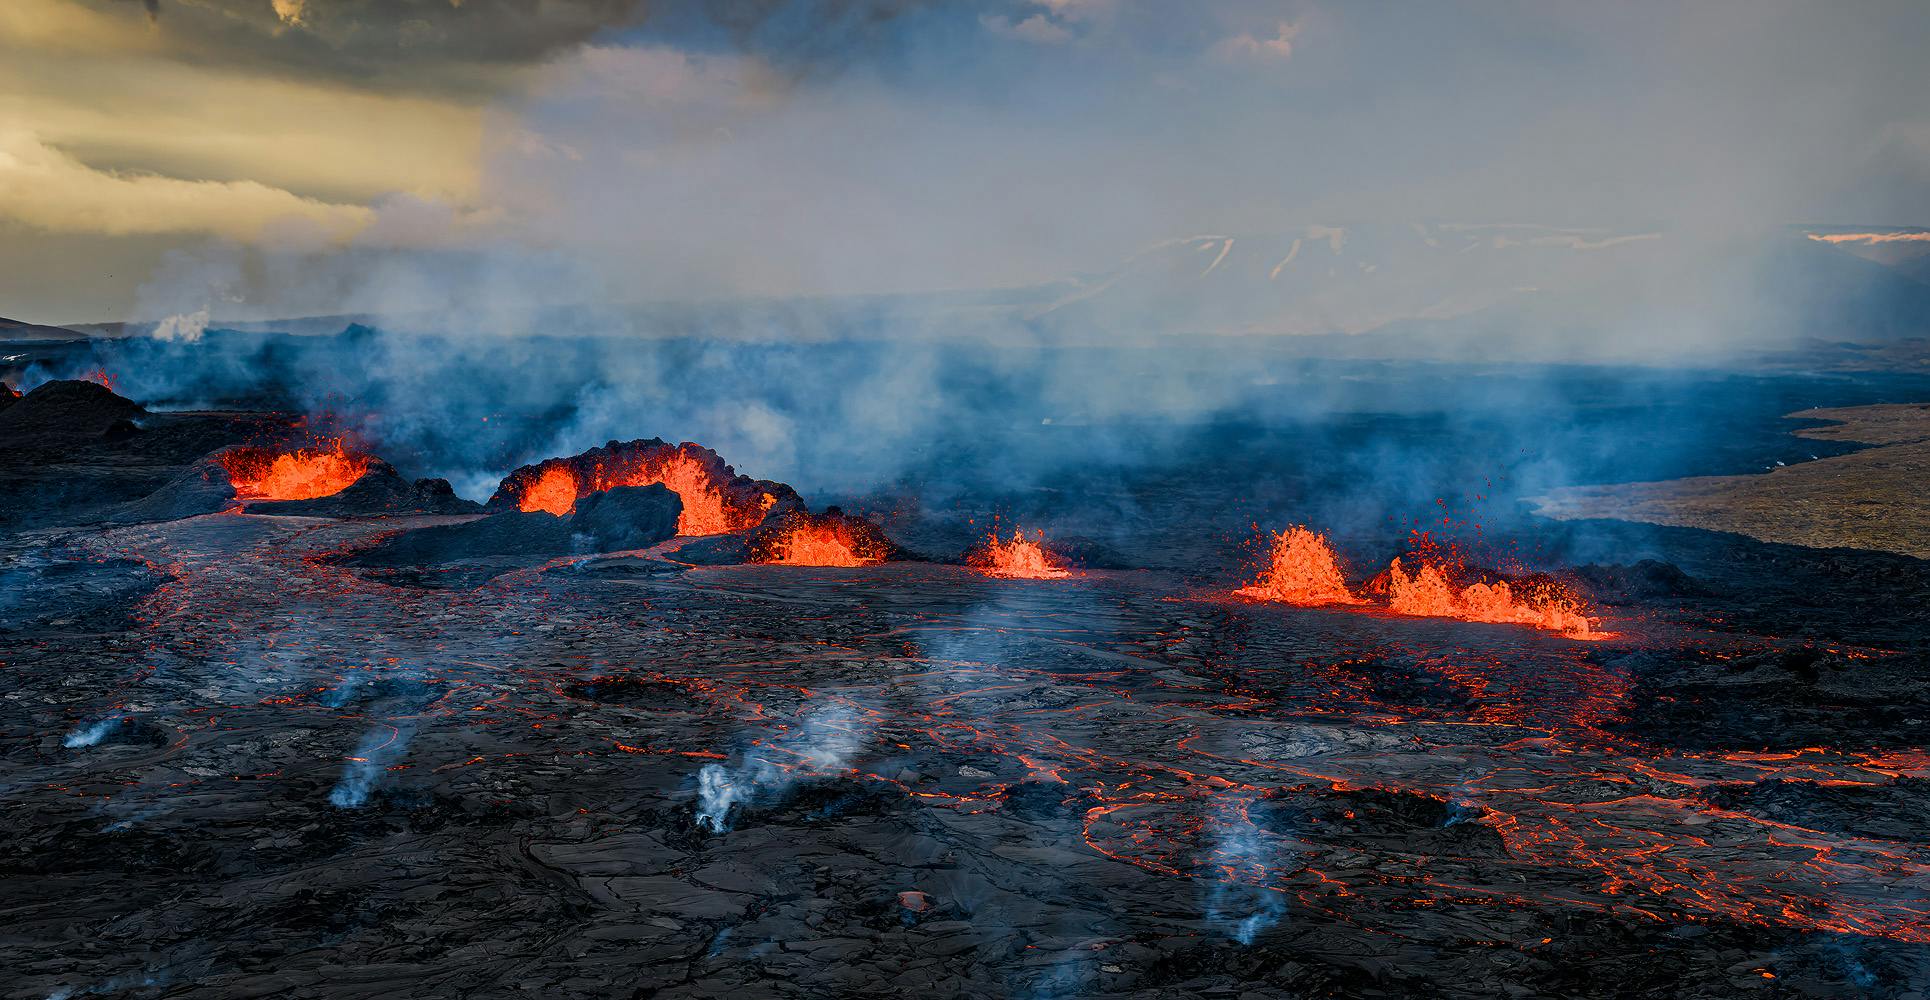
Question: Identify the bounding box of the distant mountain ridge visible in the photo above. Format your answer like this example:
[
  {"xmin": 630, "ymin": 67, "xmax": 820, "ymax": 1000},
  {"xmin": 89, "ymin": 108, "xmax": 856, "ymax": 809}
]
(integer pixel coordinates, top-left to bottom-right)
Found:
[
  {"xmin": 1025, "ymin": 224, "xmax": 1930, "ymax": 351},
  {"xmin": 0, "ymin": 316, "xmax": 87, "ymax": 343}
]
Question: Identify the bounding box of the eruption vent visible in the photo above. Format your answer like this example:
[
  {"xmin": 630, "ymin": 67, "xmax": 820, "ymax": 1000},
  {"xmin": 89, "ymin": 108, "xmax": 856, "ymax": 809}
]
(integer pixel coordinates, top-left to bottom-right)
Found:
[
  {"xmin": 1237, "ymin": 526, "xmax": 1359, "ymax": 605},
  {"xmin": 970, "ymin": 528, "xmax": 1071, "ymax": 579},
  {"xmin": 519, "ymin": 466, "xmax": 579, "ymax": 518},
  {"xmin": 219, "ymin": 442, "xmax": 371, "ymax": 502},
  {"xmin": 1386, "ymin": 557, "xmax": 1602, "ymax": 638},
  {"xmin": 491, "ymin": 440, "xmax": 795, "ymax": 536},
  {"xmin": 752, "ymin": 511, "xmax": 888, "ymax": 567}
]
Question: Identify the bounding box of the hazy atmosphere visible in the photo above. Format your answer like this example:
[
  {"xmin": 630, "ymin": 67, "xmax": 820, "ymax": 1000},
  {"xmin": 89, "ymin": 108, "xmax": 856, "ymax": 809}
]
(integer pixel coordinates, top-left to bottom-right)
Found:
[{"xmin": 5, "ymin": 0, "xmax": 1929, "ymax": 338}]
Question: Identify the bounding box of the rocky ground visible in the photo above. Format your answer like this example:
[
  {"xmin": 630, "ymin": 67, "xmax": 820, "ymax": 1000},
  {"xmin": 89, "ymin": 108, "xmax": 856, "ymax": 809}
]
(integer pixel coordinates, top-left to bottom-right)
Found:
[
  {"xmin": 6, "ymin": 379, "xmax": 1930, "ymax": 999},
  {"xmin": 4, "ymin": 505, "xmax": 1930, "ymax": 999},
  {"xmin": 1532, "ymin": 403, "xmax": 1930, "ymax": 558}
]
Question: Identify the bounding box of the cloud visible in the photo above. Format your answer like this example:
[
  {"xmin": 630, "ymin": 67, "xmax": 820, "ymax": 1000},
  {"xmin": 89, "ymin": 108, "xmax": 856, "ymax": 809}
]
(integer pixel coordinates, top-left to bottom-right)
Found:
[
  {"xmin": 1214, "ymin": 19, "xmax": 1300, "ymax": 61},
  {"xmin": 982, "ymin": 13, "xmax": 1073, "ymax": 44},
  {"xmin": 77, "ymin": 0, "xmax": 650, "ymax": 93},
  {"xmin": 0, "ymin": 130, "xmax": 372, "ymax": 241}
]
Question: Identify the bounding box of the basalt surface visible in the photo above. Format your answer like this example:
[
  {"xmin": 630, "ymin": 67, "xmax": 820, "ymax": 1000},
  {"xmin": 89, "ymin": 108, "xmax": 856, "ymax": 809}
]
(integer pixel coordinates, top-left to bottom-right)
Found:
[{"xmin": 5, "ymin": 506, "xmax": 1930, "ymax": 1000}]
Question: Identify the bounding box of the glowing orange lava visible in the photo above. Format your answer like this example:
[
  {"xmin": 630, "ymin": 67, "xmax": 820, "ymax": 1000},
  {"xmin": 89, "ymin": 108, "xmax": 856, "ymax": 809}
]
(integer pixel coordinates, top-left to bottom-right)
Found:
[
  {"xmin": 519, "ymin": 466, "xmax": 579, "ymax": 517},
  {"xmin": 80, "ymin": 368, "xmax": 117, "ymax": 392},
  {"xmin": 219, "ymin": 443, "xmax": 371, "ymax": 501},
  {"xmin": 754, "ymin": 517, "xmax": 886, "ymax": 567},
  {"xmin": 515, "ymin": 449, "xmax": 774, "ymax": 535},
  {"xmin": 1237, "ymin": 526, "xmax": 1359, "ymax": 605},
  {"xmin": 1386, "ymin": 556, "xmax": 1602, "ymax": 638},
  {"xmin": 971, "ymin": 528, "xmax": 1071, "ymax": 579}
]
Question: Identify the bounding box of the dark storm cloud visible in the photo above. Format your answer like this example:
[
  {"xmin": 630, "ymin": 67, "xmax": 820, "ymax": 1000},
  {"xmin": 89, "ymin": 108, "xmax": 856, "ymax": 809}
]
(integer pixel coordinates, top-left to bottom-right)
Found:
[
  {"xmin": 98, "ymin": 0, "xmax": 948, "ymax": 94},
  {"xmin": 96, "ymin": 0, "xmax": 653, "ymax": 93}
]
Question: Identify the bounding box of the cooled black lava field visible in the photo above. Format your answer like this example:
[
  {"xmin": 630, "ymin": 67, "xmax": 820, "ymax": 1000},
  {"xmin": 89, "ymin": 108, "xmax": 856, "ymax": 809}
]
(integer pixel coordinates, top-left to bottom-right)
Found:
[{"xmin": 6, "ymin": 366, "xmax": 1930, "ymax": 1000}]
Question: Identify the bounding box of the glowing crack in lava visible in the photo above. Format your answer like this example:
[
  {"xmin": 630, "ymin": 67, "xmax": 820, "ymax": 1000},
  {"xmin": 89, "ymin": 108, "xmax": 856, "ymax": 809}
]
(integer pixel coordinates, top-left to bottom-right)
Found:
[
  {"xmin": 1236, "ymin": 526, "xmax": 1359, "ymax": 605},
  {"xmin": 219, "ymin": 443, "xmax": 372, "ymax": 501},
  {"xmin": 753, "ymin": 515, "xmax": 887, "ymax": 567},
  {"xmin": 970, "ymin": 528, "xmax": 1071, "ymax": 579},
  {"xmin": 514, "ymin": 447, "xmax": 774, "ymax": 536},
  {"xmin": 1386, "ymin": 556, "xmax": 1603, "ymax": 638}
]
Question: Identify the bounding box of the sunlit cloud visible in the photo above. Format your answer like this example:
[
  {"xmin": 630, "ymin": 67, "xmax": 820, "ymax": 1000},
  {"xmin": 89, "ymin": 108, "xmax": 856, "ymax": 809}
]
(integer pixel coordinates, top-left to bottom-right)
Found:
[
  {"xmin": 1215, "ymin": 20, "xmax": 1301, "ymax": 61},
  {"xmin": 0, "ymin": 130, "xmax": 372, "ymax": 241}
]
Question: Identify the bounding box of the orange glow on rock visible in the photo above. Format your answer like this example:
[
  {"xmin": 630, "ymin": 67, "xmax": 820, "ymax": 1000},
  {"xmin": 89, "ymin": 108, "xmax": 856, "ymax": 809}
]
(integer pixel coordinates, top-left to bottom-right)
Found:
[
  {"xmin": 511, "ymin": 446, "xmax": 771, "ymax": 535},
  {"xmin": 220, "ymin": 442, "xmax": 371, "ymax": 502},
  {"xmin": 971, "ymin": 528, "xmax": 1071, "ymax": 579},
  {"xmin": 1237, "ymin": 526, "xmax": 1358, "ymax": 605}
]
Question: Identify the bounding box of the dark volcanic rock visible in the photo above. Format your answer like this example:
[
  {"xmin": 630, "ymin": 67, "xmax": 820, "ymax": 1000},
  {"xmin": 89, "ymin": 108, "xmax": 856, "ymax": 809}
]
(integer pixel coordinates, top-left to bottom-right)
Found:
[
  {"xmin": 1575, "ymin": 559, "xmax": 1712, "ymax": 603},
  {"xmin": 353, "ymin": 484, "xmax": 683, "ymax": 568},
  {"xmin": 244, "ymin": 461, "xmax": 481, "ymax": 517},
  {"xmin": 1250, "ymin": 786, "xmax": 1508, "ymax": 857},
  {"xmin": 662, "ymin": 534, "xmax": 752, "ymax": 565},
  {"xmin": 102, "ymin": 456, "xmax": 238, "ymax": 523},
  {"xmin": 1609, "ymin": 643, "xmax": 1930, "ymax": 751},
  {"xmin": 0, "ymin": 552, "xmax": 168, "ymax": 634},
  {"xmin": 573, "ymin": 485, "xmax": 686, "ymax": 550},
  {"xmin": 107, "ymin": 453, "xmax": 482, "ymax": 524},
  {"xmin": 1702, "ymin": 777, "xmax": 1930, "ymax": 842},
  {"xmin": 0, "ymin": 379, "xmax": 145, "ymax": 442}
]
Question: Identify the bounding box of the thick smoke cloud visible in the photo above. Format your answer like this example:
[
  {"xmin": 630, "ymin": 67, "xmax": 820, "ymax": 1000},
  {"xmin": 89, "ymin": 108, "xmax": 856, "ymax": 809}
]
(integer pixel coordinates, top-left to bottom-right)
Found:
[
  {"xmin": 87, "ymin": 1, "xmax": 1930, "ymax": 339},
  {"xmin": 18, "ymin": 1, "xmax": 1930, "ymax": 553}
]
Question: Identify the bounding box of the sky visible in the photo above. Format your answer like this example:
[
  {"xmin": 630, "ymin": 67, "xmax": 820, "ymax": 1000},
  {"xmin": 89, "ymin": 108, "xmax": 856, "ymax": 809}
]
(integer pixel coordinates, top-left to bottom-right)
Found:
[{"xmin": 1, "ymin": 0, "xmax": 1928, "ymax": 325}]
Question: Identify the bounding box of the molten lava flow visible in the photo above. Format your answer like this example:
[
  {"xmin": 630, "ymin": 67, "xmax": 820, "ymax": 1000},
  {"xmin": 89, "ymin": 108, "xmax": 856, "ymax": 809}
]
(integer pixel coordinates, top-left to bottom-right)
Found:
[
  {"xmin": 1237, "ymin": 526, "xmax": 1359, "ymax": 605},
  {"xmin": 755, "ymin": 516, "xmax": 886, "ymax": 567},
  {"xmin": 514, "ymin": 447, "xmax": 774, "ymax": 535},
  {"xmin": 220, "ymin": 443, "xmax": 371, "ymax": 501},
  {"xmin": 971, "ymin": 528, "xmax": 1071, "ymax": 579},
  {"xmin": 519, "ymin": 466, "xmax": 579, "ymax": 517},
  {"xmin": 1386, "ymin": 556, "xmax": 1601, "ymax": 638}
]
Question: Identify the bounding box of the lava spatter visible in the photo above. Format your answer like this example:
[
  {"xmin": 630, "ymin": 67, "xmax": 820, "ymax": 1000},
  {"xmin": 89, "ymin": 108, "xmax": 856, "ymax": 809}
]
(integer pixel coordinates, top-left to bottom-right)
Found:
[
  {"xmin": 1236, "ymin": 526, "xmax": 1359, "ymax": 605},
  {"xmin": 752, "ymin": 511, "xmax": 888, "ymax": 567},
  {"xmin": 1384, "ymin": 556, "xmax": 1604, "ymax": 639},
  {"xmin": 970, "ymin": 528, "xmax": 1072, "ymax": 579},
  {"xmin": 218, "ymin": 442, "xmax": 372, "ymax": 501}
]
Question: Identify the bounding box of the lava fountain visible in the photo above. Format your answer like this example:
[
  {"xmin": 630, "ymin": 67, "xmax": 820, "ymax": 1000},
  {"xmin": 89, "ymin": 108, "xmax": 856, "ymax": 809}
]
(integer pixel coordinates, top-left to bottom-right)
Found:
[
  {"xmin": 752, "ymin": 512, "xmax": 888, "ymax": 567},
  {"xmin": 970, "ymin": 528, "xmax": 1072, "ymax": 579},
  {"xmin": 219, "ymin": 442, "xmax": 372, "ymax": 502},
  {"xmin": 1385, "ymin": 556, "xmax": 1603, "ymax": 638},
  {"xmin": 1236, "ymin": 526, "xmax": 1359, "ymax": 605}
]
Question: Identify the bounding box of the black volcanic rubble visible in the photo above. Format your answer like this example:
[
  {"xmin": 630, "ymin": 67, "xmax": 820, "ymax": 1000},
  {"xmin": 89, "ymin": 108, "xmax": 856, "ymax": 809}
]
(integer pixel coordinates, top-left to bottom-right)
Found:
[
  {"xmin": 242, "ymin": 459, "xmax": 480, "ymax": 518},
  {"xmin": 0, "ymin": 380, "xmax": 283, "ymax": 532},
  {"xmin": 0, "ymin": 378, "xmax": 144, "ymax": 440},
  {"xmin": 350, "ymin": 483, "xmax": 684, "ymax": 572}
]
